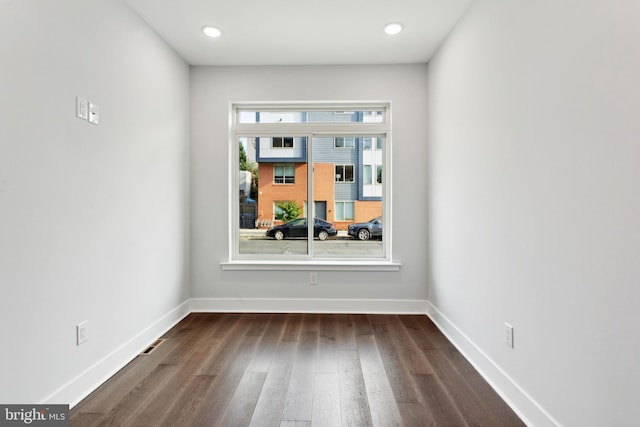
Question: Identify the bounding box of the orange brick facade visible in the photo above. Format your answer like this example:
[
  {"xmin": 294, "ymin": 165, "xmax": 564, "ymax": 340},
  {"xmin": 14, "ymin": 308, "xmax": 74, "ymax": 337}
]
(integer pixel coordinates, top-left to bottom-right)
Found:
[
  {"xmin": 257, "ymin": 162, "xmax": 382, "ymax": 230},
  {"xmin": 353, "ymin": 200, "xmax": 383, "ymax": 224}
]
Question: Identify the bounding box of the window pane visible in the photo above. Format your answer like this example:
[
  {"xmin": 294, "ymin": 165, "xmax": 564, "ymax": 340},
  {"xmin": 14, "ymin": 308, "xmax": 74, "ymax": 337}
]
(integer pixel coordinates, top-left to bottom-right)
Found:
[
  {"xmin": 344, "ymin": 165, "xmax": 354, "ymax": 182},
  {"xmin": 312, "ymin": 135, "xmax": 383, "ymax": 258},
  {"xmin": 238, "ymin": 136, "xmax": 307, "ymax": 256},
  {"xmin": 238, "ymin": 110, "xmax": 384, "ymax": 124},
  {"xmin": 335, "ymin": 202, "xmax": 344, "ymax": 221},
  {"xmin": 344, "ymin": 202, "xmax": 354, "ymax": 220},
  {"xmin": 286, "ymin": 165, "xmax": 295, "ymax": 184},
  {"xmin": 364, "ymin": 165, "xmax": 372, "ymax": 184}
]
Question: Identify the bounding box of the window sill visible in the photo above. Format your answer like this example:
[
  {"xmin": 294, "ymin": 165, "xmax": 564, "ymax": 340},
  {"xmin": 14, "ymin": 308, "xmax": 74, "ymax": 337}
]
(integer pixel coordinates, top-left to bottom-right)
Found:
[{"xmin": 220, "ymin": 260, "xmax": 401, "ymax": 271}]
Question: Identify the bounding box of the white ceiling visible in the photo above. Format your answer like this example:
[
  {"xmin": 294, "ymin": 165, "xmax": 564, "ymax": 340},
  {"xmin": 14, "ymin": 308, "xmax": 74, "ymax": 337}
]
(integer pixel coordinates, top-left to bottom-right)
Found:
[{"xmin": 123, "ymin": 0, "xmax": 472, "ymax": 66}]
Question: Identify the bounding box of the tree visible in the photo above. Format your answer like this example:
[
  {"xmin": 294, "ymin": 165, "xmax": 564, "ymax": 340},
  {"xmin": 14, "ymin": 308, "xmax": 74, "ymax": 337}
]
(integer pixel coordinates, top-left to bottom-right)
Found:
[
  {"xmin": 239, "ymin": 141, "xmax": 259, "ymax": 199},
  {"xmin": 275, "ymin": 201, "xmax": 302, "ymax": 222},
  {"xmin": 239, "ymin": 142, "xmax": 249, "ymax": 171}
]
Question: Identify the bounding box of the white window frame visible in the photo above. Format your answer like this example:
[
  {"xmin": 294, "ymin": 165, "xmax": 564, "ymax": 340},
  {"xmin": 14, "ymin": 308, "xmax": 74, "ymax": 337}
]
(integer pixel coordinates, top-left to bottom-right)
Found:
[
  {"xmin": 334, "ymin": 201, "xmax": 355, "ymax": 221},
  {"xmin": 335, "ymin": 164, "xmax": 355, "ymax": 183},
  {"xmin": 334, "ymin": 137, "xmax": 356, "ymax": 149},
  {"xmin": 272, "ymin": 137, "xmax": 294, "ymax": 148},
  {"xmin": 223, "ymin": 101, "xmax": 400, "ymax": 271},
  {"xmin": 273, "ymin": 163, "xmax": 295, "ymax": 184}
]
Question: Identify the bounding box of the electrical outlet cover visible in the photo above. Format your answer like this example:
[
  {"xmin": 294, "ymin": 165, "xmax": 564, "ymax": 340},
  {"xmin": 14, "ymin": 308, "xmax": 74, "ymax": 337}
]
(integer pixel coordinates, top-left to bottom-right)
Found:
[{"xmin": 88, "ymin": 102, "xmax": 99, "ymax": 125}]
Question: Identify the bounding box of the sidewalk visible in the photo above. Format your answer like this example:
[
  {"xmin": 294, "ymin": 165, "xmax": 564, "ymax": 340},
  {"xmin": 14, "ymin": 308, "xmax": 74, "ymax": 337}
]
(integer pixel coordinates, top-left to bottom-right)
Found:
[{"xmin": 239, "ymin": 228, "xmax": 351, "ymax": 239}]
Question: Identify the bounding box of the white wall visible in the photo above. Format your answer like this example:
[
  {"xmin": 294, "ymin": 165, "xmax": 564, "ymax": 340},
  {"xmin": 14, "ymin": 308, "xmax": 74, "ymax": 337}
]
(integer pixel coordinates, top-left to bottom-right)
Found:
[
  {"xmin": 427, "ymin": 0, "xmax": 640, "ymax": 425},
  {"xmin": 190, "ymin": 65, "xmax": 429, "ymax": 309},
  {"xmin": 0, "ymin": 0, "xmax": 190, "ymax": 405}
]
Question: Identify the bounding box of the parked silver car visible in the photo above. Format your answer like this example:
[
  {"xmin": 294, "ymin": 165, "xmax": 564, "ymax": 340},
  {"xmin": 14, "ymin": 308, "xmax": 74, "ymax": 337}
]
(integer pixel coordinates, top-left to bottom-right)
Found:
[{"xmin": 347, "ymin": 216, "xmax": 382, "ymax": 241}]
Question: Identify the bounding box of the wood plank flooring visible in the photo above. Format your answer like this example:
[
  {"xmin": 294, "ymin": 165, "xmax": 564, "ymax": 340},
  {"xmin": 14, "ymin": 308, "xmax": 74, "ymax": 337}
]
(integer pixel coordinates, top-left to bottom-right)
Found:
[{"xmin": 70, "ymin": 313, "xmax": 524, "ymax": 427}]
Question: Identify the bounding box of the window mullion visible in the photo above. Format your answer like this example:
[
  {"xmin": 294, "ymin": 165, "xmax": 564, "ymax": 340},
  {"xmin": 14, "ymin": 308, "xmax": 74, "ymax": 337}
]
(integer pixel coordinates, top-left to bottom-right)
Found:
[
  {"xmin": 307, "ymin": 134, "xmax": 314, "ymax": 256},
  {"xmin": 233, "ymin": 122, "xmax": 387, "ymax": 135}
]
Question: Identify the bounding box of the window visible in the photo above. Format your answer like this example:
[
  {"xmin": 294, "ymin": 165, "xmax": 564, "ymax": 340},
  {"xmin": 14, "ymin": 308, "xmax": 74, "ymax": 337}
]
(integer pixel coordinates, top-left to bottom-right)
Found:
[
  {"xmin": 272, "ymin": 137, "xmax": 294, "ymax": 148},
  {"xmin": 364, "ymin": 165, "xmax": 372, "ymax": 185},
  {"xmin": 335, "ymin": 165, "xmax": 354, "ymax": 183},
  {"xmin": 274, "ymin": 164, "xmax": 295, "ymax": 184},
  {"xmin": 238, "ymin": 110, "xmax": 384, "ymax": 124},
  {"xmin": 335, "ymin": 201, "xmax": 355, "ymax": 221},
  {"xmin": 335, "ymin": 137, "xmax": 355, "ymax": 148},
  {"xmin": 228, "ymin": 102, "xmax": 396, "ymax": 269}
]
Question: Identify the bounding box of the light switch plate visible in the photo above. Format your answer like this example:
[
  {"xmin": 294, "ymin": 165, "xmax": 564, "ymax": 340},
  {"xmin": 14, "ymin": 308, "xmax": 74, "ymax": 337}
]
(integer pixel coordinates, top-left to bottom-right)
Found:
[
  {"xmin": 88, "ymin": 102, "xmax": 99, "ymax": 125},
  {"xmin": 504, "ymin": 322, "xmax": 514, "ymax": 348},
  {"xmin": 77, "ymin": 321, "xmax": 88, "ymax": 345},
  {"xmin": 76, "ymin": 97, "xmax": 88, "ymax": 120}
]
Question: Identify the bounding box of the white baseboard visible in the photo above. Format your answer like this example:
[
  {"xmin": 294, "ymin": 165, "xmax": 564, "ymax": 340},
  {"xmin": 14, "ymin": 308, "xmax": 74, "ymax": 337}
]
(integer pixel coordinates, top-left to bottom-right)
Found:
[
  {"xmin": 46, "ymin": 300, "xmax": 191, "ymax": 408},
  {"xmin": 47, "ymin": 298, "xmax": 420, "ymax": 408},
  {"xmin": 425, "ymin": 301, "xmax": 559, "ymax": 427},
  {"xmin": 49, "ymin": 297, "xmax": 554, "ymax": 426},
  {"xmin": 190, "ymin": 297, "xmax": 429, "ymax": 314}
]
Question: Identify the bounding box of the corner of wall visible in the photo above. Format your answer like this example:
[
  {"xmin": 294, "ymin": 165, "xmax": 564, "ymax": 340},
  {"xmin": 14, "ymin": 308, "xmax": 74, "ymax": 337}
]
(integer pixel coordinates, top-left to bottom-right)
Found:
[{"xmin": 425, "ymin": 302, "xmax": 560, "ymax": 427}]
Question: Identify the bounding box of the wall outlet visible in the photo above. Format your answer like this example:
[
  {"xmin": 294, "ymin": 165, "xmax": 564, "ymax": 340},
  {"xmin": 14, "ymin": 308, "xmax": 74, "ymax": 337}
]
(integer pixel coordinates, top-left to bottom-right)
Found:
[
  {"xmin": 504, "ymin": 322, "xmax": 514, "ymax": 348},
  {"xmin": 77, "ymin": 321, "xmax": 88, "ymax": 345},
  {"xmin": 310, "ymin": 272, "xmax": 318, "ymax": 285},
  {"xmin": 88, "ymin": 102, "xmax": 99, "ymax": 125}
]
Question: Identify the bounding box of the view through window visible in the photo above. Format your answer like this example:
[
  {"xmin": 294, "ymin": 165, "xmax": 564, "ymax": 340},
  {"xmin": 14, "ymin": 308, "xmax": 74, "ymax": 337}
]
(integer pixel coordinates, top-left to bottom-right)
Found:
[{"xmin": 232, "ymin": 104, "xmax": 390, "ymax": 261}]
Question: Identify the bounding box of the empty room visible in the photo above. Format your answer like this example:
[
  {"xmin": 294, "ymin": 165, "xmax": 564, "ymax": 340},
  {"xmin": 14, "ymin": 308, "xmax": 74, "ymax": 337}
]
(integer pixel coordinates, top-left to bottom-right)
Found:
[{"xmin": 1, "ymin": 0, "xmax": 638, "ymax": 426}]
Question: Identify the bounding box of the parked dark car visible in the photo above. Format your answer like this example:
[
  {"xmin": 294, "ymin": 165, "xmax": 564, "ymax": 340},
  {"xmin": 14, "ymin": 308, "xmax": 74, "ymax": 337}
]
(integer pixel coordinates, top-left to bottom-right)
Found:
[
  {"xmin": 348, "ymin": 216, "xmax": 383, "ymax": 240},
  {"xmin": 266, "ymin": 218, "xmax": 337, "ymax": 241}
]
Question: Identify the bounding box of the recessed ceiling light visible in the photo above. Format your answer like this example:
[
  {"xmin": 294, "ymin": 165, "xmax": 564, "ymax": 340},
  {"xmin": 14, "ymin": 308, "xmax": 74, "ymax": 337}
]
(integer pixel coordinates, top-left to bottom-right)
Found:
[
  {"xmin": 202, "ymin": 26, "xmax": 222, "ymax": 38},
  {"xmin": 384, "ymin": 23, "xmax": 403, "ymax": 35}
]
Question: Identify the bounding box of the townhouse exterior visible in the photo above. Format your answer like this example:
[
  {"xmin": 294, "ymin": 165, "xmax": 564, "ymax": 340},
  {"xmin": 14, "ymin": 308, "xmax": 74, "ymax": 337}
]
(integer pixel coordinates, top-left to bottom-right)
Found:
[{"xmin": 247, "ymin": 111, "xmax": 383, "ymax": 230}]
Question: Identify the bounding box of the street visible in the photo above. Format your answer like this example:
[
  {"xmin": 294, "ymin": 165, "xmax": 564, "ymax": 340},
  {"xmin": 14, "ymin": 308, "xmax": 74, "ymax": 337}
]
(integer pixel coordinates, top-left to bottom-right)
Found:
[{"xmin": 239, "ymin": 230, "xmax": 383, "ymax": 256}]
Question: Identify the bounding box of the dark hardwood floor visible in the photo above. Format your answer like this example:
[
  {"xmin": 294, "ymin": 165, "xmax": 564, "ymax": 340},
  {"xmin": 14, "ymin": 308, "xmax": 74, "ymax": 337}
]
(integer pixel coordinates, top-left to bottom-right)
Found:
[{"xmin": 70, "ymin": 313, "xmax": 524, "ymax": 426}]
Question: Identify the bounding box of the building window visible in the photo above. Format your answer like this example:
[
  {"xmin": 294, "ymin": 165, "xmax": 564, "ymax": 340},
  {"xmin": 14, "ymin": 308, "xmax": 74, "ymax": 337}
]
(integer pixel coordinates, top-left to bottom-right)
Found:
[
  {"xmin": 230, "ymin": 102, "xmax": 392, "ymax": 264},
  {"xmin": 334, "ymin": 137, "xmax": 355, "ymax": 148},
  {"xmin": 335, "ymin": 165, "xmax": 354, "ymax": 183},
  {"xmin": 364, "ymin": 165, "xmax": 372, "ymax": 185},
  {"xmin": 272, "ymin": 137, "xmax": 294, "ymax": 148},
  {"xmin": 363, "ymin": 137, "xmax": 383, "ymax": 151},
  {"xmin": 335, "ymin": 201, "xmax": 355, "ymax": 221},
  {"xmin": 274, "ymin": 164, "xmax": 295, "ymax": 184}
]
